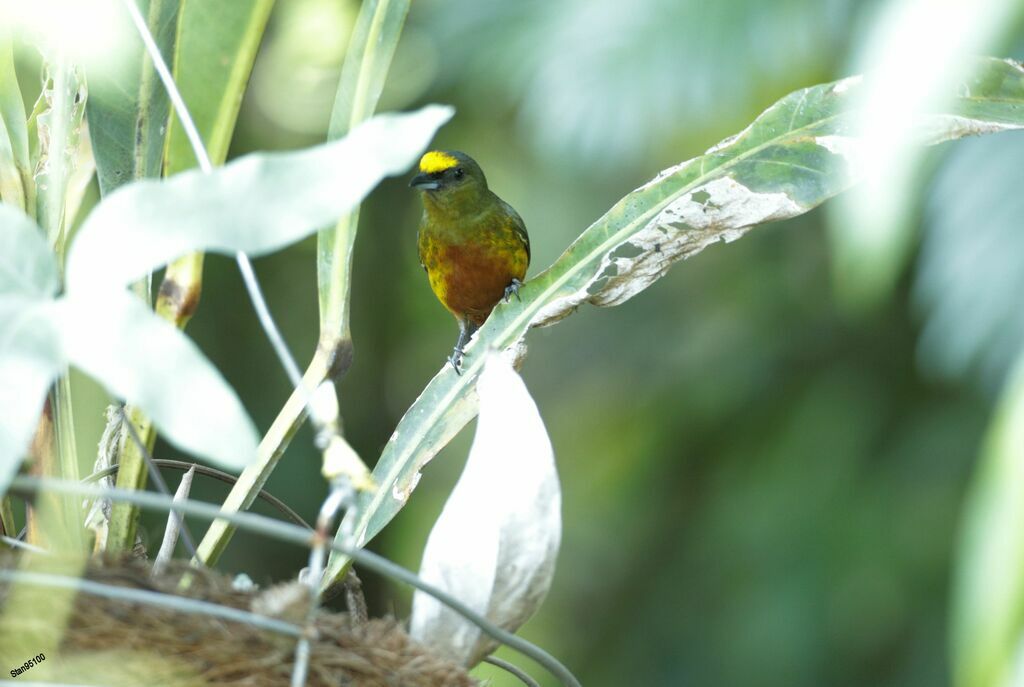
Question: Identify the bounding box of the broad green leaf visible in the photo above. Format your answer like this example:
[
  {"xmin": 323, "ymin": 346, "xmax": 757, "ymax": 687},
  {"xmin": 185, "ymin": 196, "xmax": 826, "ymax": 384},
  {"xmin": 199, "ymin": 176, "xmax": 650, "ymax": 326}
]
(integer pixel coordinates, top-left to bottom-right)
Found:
[
  {"xmin": 164, "ymin": 0, "xmax": 274, "ymax": 173},
  {"xmin": 324, "ymin": 56, "xmax": 1024, "ymax": 585},
  {"xmin": 952, "ymin": 353, "xmax": 1024, "ymax": 687},
  {"xmin": 65, "ymin": 105, "xmax": 453, "ymax": 293},
  {"xmin": 0, "ymin": 206, "xmax": 62, "ymax": 493},
  {"xmin": 58, "ymin": 291, "xmax": 257, "ymax": 470},
  {"xmin": 86, "ymin": 0, "xmax": 179, "ymax": 195}
]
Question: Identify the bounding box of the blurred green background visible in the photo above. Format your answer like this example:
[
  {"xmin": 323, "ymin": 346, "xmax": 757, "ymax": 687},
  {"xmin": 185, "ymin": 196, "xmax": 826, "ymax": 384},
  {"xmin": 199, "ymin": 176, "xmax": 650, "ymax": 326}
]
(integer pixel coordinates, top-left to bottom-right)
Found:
[{"xmin": 27, "ymin": 0, "xmax": 1024, "ymax": 684}]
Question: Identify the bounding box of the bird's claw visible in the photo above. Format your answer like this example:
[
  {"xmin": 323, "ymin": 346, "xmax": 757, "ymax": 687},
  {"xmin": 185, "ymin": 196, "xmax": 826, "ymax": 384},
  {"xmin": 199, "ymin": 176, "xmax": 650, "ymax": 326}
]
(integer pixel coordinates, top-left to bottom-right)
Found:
[
  {"xmin": 448, "ymin": 347, "xmax": 466, "ymax": 375},
  {"xmin": 503, "ymin": 278, "xmax": 523, "ymax": 303}
]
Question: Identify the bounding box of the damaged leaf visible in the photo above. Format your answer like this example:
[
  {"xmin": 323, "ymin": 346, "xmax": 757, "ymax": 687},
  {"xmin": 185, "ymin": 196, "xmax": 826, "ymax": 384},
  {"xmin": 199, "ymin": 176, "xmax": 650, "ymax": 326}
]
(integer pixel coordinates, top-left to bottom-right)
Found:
[
  {"xmin": 324, "ymin": 56, "xmax": 1024, "ymax": 586},
  {"xmin": 409, "ymin": 355, "xmax": 561, "ymax": 667}
]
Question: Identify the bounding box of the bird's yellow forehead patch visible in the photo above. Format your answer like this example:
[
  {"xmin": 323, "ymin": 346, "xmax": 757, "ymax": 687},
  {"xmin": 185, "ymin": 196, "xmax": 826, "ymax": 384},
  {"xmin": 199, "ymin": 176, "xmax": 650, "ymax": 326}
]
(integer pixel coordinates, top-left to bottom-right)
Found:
[{"xmin": 419, "ymin": 151, "xmax": 459, "ymax": 174}]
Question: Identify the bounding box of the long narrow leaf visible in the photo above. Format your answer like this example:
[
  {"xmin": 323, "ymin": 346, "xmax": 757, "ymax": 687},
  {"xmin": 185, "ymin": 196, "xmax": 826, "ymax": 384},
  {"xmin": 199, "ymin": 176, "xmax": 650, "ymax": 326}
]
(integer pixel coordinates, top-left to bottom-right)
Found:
[
  {"xmin": 324, "ymin": 56, "xmax": 1024, "ymax": 585},
  {"xmin": 87, "ymin": 0, "xmax": 179, "ymax": 195},
  {"xmin": 163, "ymin": 0, "xmax": 274, "ymax": 174}
]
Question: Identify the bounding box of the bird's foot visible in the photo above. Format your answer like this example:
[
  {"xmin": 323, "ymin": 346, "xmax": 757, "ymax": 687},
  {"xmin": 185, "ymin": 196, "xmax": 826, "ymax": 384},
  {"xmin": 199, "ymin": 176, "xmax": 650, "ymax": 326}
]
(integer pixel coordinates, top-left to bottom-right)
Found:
[
  {"xmin": 503, "ymin": 278, "xmax": 523, "ymax": 303},
  {"xmin": 448, "ymin": 346, "xmax": 466, "ymax": 375}
]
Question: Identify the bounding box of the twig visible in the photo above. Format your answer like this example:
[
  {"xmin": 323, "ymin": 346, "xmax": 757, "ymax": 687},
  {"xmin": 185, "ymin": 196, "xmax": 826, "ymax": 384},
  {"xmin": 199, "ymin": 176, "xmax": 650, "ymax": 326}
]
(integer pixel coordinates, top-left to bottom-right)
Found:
[
  {"xmin": 484, "ymin": 656, "xmax": 542, "ymax": 687},
  {"xmin": 152, "ymin": 465, "xmax": 195, "ymax": 576},
  {"xmin": 118, "ymin": 407, "xmax": 198, "ymax": 559},
  {"xmin": 9, "ymin": 476, "xmax": 583, "ymax": 687},
  {"xmin": 0, "ymin": 570, "xmax": 302, "ymax": 638},
  {"xmin": 291, "ymin": 482, "xmax": 352, "ymax": 687}
]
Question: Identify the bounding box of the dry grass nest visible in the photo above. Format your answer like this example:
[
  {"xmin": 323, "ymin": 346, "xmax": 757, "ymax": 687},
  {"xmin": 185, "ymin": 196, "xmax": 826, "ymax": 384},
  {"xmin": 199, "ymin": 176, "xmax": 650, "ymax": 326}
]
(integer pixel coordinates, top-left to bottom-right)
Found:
[{"xmin": 0, "ymin": 554, "xmax": 476, "ymax": 687}]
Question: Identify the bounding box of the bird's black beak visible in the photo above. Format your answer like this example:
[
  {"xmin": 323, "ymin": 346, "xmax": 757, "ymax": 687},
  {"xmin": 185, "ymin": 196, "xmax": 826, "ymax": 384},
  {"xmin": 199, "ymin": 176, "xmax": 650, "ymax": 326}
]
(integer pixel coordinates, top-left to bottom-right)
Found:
[{"xmin": 409, "ymin": 172, "xmax": 440, "ymax": 191}]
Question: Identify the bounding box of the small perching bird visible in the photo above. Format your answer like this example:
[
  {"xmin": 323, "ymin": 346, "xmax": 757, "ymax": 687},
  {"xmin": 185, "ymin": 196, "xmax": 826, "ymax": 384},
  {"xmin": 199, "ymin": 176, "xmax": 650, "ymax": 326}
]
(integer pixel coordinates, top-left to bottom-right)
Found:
[{"xmin": 410, "ymin": 151, "xmax": 530, "ymax": 373}]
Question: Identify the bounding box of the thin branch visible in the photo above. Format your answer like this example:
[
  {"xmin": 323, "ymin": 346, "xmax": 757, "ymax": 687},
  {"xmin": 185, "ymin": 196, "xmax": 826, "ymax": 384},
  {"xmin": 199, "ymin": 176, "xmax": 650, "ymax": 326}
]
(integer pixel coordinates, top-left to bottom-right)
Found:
[
  {"xmin": 152, "ymin": 465, "xmax": 195, "ymax": 576},
  {"xmin": 9, "ymin": 476, "xmax": 582, "ymax": 687},
  {"xmin": 0, "ymin": 570, "xmax": 302, "ymax": 638},
  {"xmin": 484, "ymin": 656, "xmax": 542, "ymax": 687},
  {"xmin": 119, "ymin": 407, "xmax": 198, "ymax": 558},
  {"xmin": 292, "ymin": 483, "xmax": 352, "ymax": 687}
]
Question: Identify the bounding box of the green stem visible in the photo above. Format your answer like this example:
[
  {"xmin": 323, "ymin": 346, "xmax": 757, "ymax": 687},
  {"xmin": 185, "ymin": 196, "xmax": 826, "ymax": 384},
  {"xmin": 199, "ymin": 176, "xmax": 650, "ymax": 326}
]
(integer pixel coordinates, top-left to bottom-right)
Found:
[
  {"xmin": 0, "ymin": 496, "xmax": 15, "ymax": 537},
  {"xmin": 318, "ymin": 0, "xmax": 411, "ymax": 338},
  {"xmin": 193, "ymin": 0, "xmax": 409, "ymax": 567}
]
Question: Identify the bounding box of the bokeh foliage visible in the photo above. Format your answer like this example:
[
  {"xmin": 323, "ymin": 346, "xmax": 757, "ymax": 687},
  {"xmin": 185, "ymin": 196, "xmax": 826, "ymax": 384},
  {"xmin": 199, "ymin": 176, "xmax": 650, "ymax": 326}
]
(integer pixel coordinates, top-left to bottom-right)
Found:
[{"xmin": 7, "ymin": 0, "xmax": 1018, "ymax": 685}]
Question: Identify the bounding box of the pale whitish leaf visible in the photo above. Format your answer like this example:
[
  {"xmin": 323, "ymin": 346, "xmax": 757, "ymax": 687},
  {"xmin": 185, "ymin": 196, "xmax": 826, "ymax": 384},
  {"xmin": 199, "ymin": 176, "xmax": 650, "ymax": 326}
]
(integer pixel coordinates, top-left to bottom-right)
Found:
[
  {"xmin": 65, "ymin": 105, "xmax": 453, "ymax": 293},
  {"xmin": 58, "ymin": 291, "xmax": 258, "ymax": 470},
  {"xmin": 323, "ymin": 57, "xmax": 1024, "ymax": 588},
  {"xmin": 0, "ymin": 204, "xmax": 58, "ymax": 297},
  {"xmin": 409, "ymin": 354, "xmax": 561, "ymax": 667},
  {"xmin": 0, "ymin": 299, "xmax": 62, "ymax": 494},
  {"xmin": 0, "ymin": 206, "xmax": 60, "ymax": 491},
  {"xmin": 951, "ymin": 353, "xmax": 1024, "ymax": 687}
]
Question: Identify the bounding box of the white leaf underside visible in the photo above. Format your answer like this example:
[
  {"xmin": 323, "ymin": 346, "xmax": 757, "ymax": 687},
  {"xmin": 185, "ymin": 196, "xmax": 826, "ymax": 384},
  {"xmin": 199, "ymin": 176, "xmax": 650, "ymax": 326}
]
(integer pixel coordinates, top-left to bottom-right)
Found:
[{"xmin": 410, "ymin": 355, "xmax": 561, "ymax": 667}]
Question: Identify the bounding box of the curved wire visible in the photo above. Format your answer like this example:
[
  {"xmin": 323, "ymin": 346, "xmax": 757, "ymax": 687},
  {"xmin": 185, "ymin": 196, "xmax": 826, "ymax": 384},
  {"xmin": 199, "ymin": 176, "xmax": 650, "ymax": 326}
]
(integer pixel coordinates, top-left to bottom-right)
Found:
[
  {"xmin": 8, "ymin": 476, "xmax": 582, "ymax": 687},
  {"xmin": 82, "ymin": 459, "xmax": 312, "ymax": 530},
  {"xmin": 483, "ymin": 656, "xmax": 542, "ymax": 687}
]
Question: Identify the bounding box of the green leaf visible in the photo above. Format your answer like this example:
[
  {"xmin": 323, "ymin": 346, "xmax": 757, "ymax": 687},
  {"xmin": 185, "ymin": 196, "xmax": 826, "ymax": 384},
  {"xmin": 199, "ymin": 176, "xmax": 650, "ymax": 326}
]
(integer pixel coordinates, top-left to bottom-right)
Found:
[
  {"xmin": 58, "ymin": 291, "xmax": 257, "ymax": 470},
  {"xmin": 86, "ymin": 0, "xmax": 179, "ymax": 195},
  {"xmin": 952, "ymin": 353, "xmax": 1024, "ymax": 687},
  {"xmin": 0, "ymin": 34, "xmax": 29, "ymax": 212},
  {"xmin": 320, "ymin": 0, "xmax": 410, "ymax": 338},
  {"xmin": 163, "ymin": 0, "xmax": 275, "ymax": 173},
  {"xmin": 323, "ymin": 56, "xmax": 1024, "ymax": 585},
  {"xmin": 0, "ymin": 206, "xmax": 62, "ymax": 493},
  {"xmin": 65, "ymin": 105, "xmax": 453, "ymax": 293}
]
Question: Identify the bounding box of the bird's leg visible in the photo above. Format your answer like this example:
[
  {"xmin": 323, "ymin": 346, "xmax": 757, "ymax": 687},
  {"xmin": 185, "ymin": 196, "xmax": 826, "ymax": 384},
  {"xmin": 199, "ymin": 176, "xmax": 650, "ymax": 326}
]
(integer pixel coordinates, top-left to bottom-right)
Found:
[
  {"xmin": 448, "ymin": 320, "xmax": 478, "ymax": 375},
  {"xmin": 503, "ymin": 277, "xmax": 523, "ymax": 303}
]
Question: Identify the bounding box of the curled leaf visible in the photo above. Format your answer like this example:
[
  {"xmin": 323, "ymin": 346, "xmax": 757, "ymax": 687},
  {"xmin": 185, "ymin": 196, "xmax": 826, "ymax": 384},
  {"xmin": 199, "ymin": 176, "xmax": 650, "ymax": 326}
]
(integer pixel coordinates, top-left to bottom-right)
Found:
[{"xmin": 409, "ymin": 354, "xmax": 561, "ymax": 667}]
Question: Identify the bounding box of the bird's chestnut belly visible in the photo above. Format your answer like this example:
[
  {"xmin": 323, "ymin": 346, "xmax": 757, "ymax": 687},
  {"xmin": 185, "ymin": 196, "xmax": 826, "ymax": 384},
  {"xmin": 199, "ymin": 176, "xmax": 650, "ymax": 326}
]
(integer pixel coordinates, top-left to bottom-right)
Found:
[{"xmin": 424, "ymin": 241, "xmax": 525, "ymax": 325}]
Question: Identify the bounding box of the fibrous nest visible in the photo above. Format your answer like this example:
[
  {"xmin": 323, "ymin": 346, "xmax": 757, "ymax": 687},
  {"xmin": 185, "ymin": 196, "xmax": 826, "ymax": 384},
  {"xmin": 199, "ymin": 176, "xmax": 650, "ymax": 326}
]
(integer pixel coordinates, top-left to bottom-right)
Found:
[{"xmin": 0, "ymin": 555, "xmax": 476, "ymax": 687}]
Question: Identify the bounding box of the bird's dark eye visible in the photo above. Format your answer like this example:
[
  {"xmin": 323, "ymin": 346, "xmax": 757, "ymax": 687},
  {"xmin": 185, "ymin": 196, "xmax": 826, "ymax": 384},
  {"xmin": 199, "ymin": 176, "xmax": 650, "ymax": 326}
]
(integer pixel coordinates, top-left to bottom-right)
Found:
[{"xmin": 453, "ymin": 167, "xmax": 464, "ymax": 179}]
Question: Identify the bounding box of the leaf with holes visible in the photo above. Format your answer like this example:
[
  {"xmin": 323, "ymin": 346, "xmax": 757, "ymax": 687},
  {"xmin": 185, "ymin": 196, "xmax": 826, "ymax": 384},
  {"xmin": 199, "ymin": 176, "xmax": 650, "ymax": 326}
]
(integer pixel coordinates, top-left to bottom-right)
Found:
[{"xmin": 324, "ymin": 56, "xmax": 1024, "ymax": 587}]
